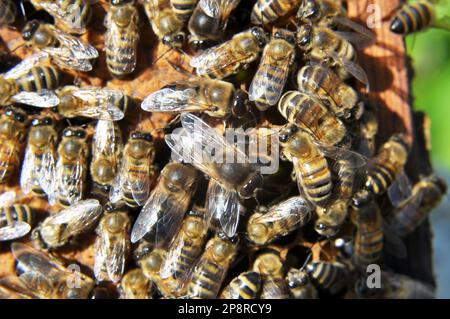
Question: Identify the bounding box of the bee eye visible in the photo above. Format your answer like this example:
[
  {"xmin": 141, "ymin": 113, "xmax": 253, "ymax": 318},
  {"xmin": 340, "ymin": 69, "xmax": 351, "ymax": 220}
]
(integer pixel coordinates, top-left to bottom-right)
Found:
[
  {"xmin": 175, "ymin": 34, "xmax": 185, "ymax": 42},
  {"xmin": 76, "ymin": 131, "xmax": 85, "ymax": 138},
  {"xmin": 131, "ymin": 132, "xmax": 138, "ymax": 139},
  {"xmin": 279, "ymin": 134, "xmax": 288, "ymax": 143},
  {"xmin": 5, "ymin": 109, "xmax": 12, "ymax": 116},
  {"xmin": 43, "ymin": 118, "xmax": 52, "ymax": 125},
  {"xmin": 274, "ymin": 31, "xmax": 282, "ymax": 38},
  {"xmin": 64, "ymin": 129, "xmax": 72, "ymax": 137},
  {"xmin": 15, "ymin": 114, "xmax": 25, "ymax": 122},
  {"xmin": 32, "ymin": 119, "xmax": 40, "ymax": 126},
  {"xmin": 143, "ymin": 133, "xmax": 153, "ymax": 142}
]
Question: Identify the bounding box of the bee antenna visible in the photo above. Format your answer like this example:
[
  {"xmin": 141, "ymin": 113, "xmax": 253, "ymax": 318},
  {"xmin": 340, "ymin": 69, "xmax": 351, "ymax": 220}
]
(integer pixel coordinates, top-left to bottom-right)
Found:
[
  {"xmin": 153, "ymin": 47, "xmax": 173, "ymax": 65},
  {"xmin": 300, "ymin": 251, "xmax": 313, "ymax": 271},
  {"xmin": 20, "ymin": 1, "xmax": 28, "ymax": 22}
]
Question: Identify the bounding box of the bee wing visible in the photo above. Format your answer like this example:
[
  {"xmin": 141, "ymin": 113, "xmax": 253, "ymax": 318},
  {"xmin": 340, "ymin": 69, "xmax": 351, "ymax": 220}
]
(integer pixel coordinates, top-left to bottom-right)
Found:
[
  {"xmin": 36, "ymin": 1, "xmax": 87, "ymax": 34},
  {"xmin": 0, "ymin": 276, "xmax": 35, "ymax": 299},
  {"xmin": 0, "ymin": 222, "xmax": 32, "ymax": 242},
  {"xmin": 20, "ymin": 145, "xmax": 37, "ymax": 195},
  {"xmin": 55, "ymin": 157, "xmax": 85, "ymax": 206},
  {"xmin": 387, "ymin": 171, "xmax": 413, "ymax": 207},
  {"xmin": 50, "ymin": 26, "xmax": 98, "ymax": 59},
  {"xmin": 199, "ymin": 0, "xmax": 240, "ymax": 20},
  {"xmin": 3, "ymin": 52, "xmax": 50, "ymax": 80},
  {"xmin": 141, "ymin": 0, "xmax": 160, "ymax": 19},
  {"xmin": 254, "ymin": 196, "xmax": 311, "ymax": 224},
  {"xmin": 326, "ymin": 50, "xmax": 370, "ymax": 90},
  {"xmin": 12, "ymin": 90, "xmax": 60, "ymax": 107},
  {"xmin": 92, "ymin": 120, "xmax": 121, "ymax": 160},
  {"xmin": 333, "ymin": 16, "xmax": 375, "ymax": 46},
  {"xmin": 37, "ymin": 145, "xmax": 58, "ymax": 202},
  {"xmin": 159, "ymin": 233, "xmax": 187, "ymax": 279},
  {"xmin": 44, "ymin": 47, "xmax": 95, "ymax": 72},
  {"xmin": 313, "ymin": 140, "xmax": 368, "ymax": 171},
  {"xmin": 206, "ymin": 180, "xmax": 241, "ymax": 237},
  {"xmin": 0, "ymin": 142, "xmax": 17, "ymax": 182},
  {"xmin": 69, "ymin": 87, "xmax": 125, "ymax": 121},
  {"xmin": 0, "ymin": 190, "xmax": 17, "ymax": 207}
]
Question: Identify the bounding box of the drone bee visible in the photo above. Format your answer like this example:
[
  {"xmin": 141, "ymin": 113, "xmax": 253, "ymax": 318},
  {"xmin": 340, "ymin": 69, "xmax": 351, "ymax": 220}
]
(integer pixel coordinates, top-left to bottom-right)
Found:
[
  {"xmin": 0, "ymin": 107, "xmax": 28, "ymax": 184},
  {"xmin": 94, "ymin": 202, "xmax": 131, "ymax": 283},
  {"xmin": 0, "ymin": 53, "xmax": 61, "ymax": 108},
  {"xmin": 188, "ymin": 0, "xmax": 240, "ymax": 50},
  {"xmin": 29, "ymin": 0, "xmax": 93, "ymax": 34},
  {"xmin": 105, "ymin": 0, "xmax": 140, "ymax": 77},
  {"xmin": 0, "ymin": 191, "xmax": 34, "ymax": 242},
  {"xmin": 253, "ymin": 251, "xmax": 290, "ymax": 299},
  {"xmin": 247, "ymin": 196, "xmax": 312, "ymax": 245},
  {"xmin": 21, "ymin": 20, "xmax": 98, "ymax": 72},
  {"xmin": 20, "ymin": 115, "xmax": 58, "ymax": 198},
  {"xmin": 251, "ymin": 0, "xmax": 301, "ymax": 26},
  {"xmin": 286, "ymin": 268, "xmax": 318, "ymax": 299},
  {"xmin": 306, "ymin": 261, "xmax": 349, "ymax": 294},
  {"xmin": 219, "ymin": 271, "xmax": 262, "ymax": 299},
  {"xmin": 130, "ymin": 162, "xmax": 198, "ymax": 245},
  {"xmin": 249, "ymin": 28, "xmax": 296, "ymax": 111},
  {"xmin": 190, "ymin": 27, "xmax": 269, "ymax": 79},
  {"xmin": 0, "ymin": 0, "xmax": 16, "ymax": 27},
  {"xmin": 118, "ymin": 268, "xmax": 154, "ymax": 299},
  {"xmin": 32, "ymin": 199, "xmax": 102, "ymax": 250},
  {"xmin": 170, "ymin": 0, "xmax": 198, "ymax": 21},
  {"xmin": 110, "ymin": 131, "xmax": 157, "ymax": 208}
]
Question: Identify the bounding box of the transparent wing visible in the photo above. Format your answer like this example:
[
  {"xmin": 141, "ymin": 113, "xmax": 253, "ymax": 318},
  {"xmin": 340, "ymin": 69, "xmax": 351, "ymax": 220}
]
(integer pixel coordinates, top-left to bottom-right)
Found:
[
  {"xmin": 387, "ymin": 171, "xmax": 413, "ymax": 207},
  {"xmin": 0, "ymin": 276, "xmax": 35, "ymax": 299},
  {"xmin": 44, "ymin": 47, "xmax": 94, "ymax": 72},
  {"xmin": 0, "ymin": 142, "xmax": 17, "ymax": 182},
  {"xmin": 254, "ymin": 196, "xmax": 311, "ymax": 224},
  {"xmin": 36, "ymin": 1, "xmax": 87, "ymax": 34},
  {"xmin": 0, "ymin": 222, "xmax": 32, "ymax": 241},
  {"xmin": 37, "ymin": 144, "xmax": 58, "ymax": 201},
  {"xmin": 142, "ymin": 0, "xmax": 161, "ymax": 19},
  {"xmin": 93, "ymin": 229, "xmax": 108, "ymax": 282},
  {"xmin": 92, "ymin": 120, "xmax": 120, "ymax": 160},
  {"xmin": 313, "ymin": 140, "xmax": 368, "ymax": 171},
  {"xmin": 333, "ymin": 16, "xmax": 375, "ymax": 46},
  {"xmin": 0, "ymin": 190, "xmax": 17, "ymax": 207},
  {"xmin": 382, "ymin": 220, "xmax": 407, "ymax": 259},
  {"xmin": 3, "ymin": 52, "xmax": 50, "ymax": 80},
  {"xmin": 20, "ymin": 145, "xmax": 37, "ymax": 195},
  {"xmin": 327, "ymin": 50, "xmax": 370, "ymax": 90},
  {"xmin": 159, "ymin": 232, "xmax": 188, "ymax": 279},
  {"xmin": 55, "ymin": 157, "xmax": 85, "ymax": 206},
  {"xmin": 199, "ymin": 0, "xmax": 240, "ymax": 20},
  {"xmin": 12, "ymin": 90, "xmax": 60, "ymax": 107},
  {"xmin": 51, "ymin": 26, "xmax": 98, "ymax": 59}
]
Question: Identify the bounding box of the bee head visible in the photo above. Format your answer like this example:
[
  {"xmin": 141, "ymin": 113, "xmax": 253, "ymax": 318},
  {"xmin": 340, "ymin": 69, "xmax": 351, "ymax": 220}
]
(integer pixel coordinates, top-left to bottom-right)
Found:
[
  {"xmin": 129, "ymin": 131, "xmax": 154, "ymax": 160},
  {"xmin": 251, "ymin": 27, "xmax": 269, "ymax": 48},
  {"xmin": 298, "ymin": 0, "xmax": 320, "ymax": 22},
  {"xmin": 273, "ymin": 29, "xmax": 296, "ymax": 45},
  {"xmin": 63, "ymin": 127, "xmax": 86, "ymax": 139},
  {"xmin": 131, "ymin": 131, "xmax": 153, "ymax": 142},
  {"xmin": 231, "ymin": 90, "xmax": 249, "ymax": 118},
  {"xmin": 162, "ymin": 32, "xmax": 186, "ymax": 49},
  {"xmin": 278, "ymin": 124, "xmax": 299, "ymax": 143},
  {"xmin": 188, "ymin": 36, "xmax": 216, "ymax": 51},
  {"xmin": 22, "ymin": 20, "xmax": 41, "ymax": 41},
  {"xmin": 111, "ymin": 0, "xmax": 134, "ymax": 5},
  {"xmin": 297, "ymin": 24, "xmax": 313, "ymax": 50},
  {"xmin": 286, "ymin": 268, "xmax": 310, "ymax": 288},
  {"xmin": 351, "ymin": 189, "xmax": 372, "ymax": 208}
]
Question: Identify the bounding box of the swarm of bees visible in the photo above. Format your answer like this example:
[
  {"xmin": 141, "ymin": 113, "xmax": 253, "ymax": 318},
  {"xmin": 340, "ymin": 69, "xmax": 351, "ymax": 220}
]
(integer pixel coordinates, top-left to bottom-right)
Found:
[{"xmin": 0, "ymin": 0, "xmax": 448, "ymax": 299}]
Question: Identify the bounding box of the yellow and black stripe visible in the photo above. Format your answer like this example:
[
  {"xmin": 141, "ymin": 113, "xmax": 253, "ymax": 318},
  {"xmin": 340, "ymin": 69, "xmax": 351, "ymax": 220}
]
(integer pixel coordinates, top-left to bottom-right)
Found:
[
  {"xmin": 260, "ymin": 277, "xmax": 290, "ymax": 299},
  {"xmin": 60, "ymin": 0, "xmax": 93, "ymax": 30},
  {"xmin": 390, "ymin": 1, "xmax": 434, "ymax": 35},
  {"xmin": 220, "ymin": 271, "xmax": 261, "ymax": 299},
  {"xmin": 365, "ymin": 163, "xmax": 396, "ymax": 195},
  {"xmin": 300, "ymin": 157, "xmax": 333, "ymax": 206},
  {"xmin": 188, "ymin": 259, "xmax": 226, "ymax": 299},
  {"xmin": 0, "ymin": 0, "xmax": 16, "ymax": 26},
  {"xmin": 306, "ymin": 261, "xmax": 348, "ymax": 294},
  {"xmin": 251, "ymin": 0, "xmax": 299, "ymax": 25},
  {"xmin": 0, "ymin": 205, "xmax": 34, "ymax": 228},
  {"xmin": 170, "ymin": 0, "xmax": 197, "ymax": 21},
  {"xmin": 16, "ymin": 66, "xmax": 61, "ymax": 92}
]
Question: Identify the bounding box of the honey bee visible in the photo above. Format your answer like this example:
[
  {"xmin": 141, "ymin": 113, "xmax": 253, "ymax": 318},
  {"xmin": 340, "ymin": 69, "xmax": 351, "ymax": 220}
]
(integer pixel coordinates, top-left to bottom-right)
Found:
[
  {"xmin": 278, "ymin": 90, "xmax": 348, "ymax": 147},
  {"xmin": 306, "ymin": 261, "xmax": 349, "ymax": 294},
  {"xmin": 21, "ymin": 20, "xmax": 98, "ymax": 72},
  {"xmin": 20, "ymin": 115, "xmax": 58, "ymax": 198},
  {"xmin": 246, "ymin": 196, "xmax": 312, "ymax": 245},
  {"xmin": 389, "ymin": 175, "xmax": 447, "ymax": 237},
  {"xmin": 188, "ymin": 233, "xmax": 239, "ymax": 298},
  {"xmin": 56, "ymin": 86, "xmax": 128, "ymax": 121},
  {"xmin": 32, "ymin": 199, "xmax": 102, "ymax": 249},
  {"xmin": 251, "ymin": 0, "xmax": 301, "ymax": 26},
  {"xmin": 110, "ymin": 131, "xmax": 157, "ymax": 208},
  {"xmin": 365, "ymin": 134, "xmax": 410, "ymax": 196},
  {"xmin": 130, "ymin": 162, "xmax": 198, "ymax": 245},
  {"xmin": 0, "ymin": 53, "xmax": 61, "ymax": 107},
  {"xmin": 91, "ymin": 120, "xmax": 123, "ymax": 195},
  {"xmin": 357, "ymin": 108, "xmax": 378, "ymax": 157},
  {"xmin": 118, "ymin": 268, "xmax": 154, "ymax": 299},
  {"xmin": 141, "ymin": 0, "xmax": 186, "ymax": 49},
  {"xmin": 170, "ymin": 0, "xmax": 198, "ymax": 21},
  {"xmin": 188, "ymin": 0, "xmax": 240, "ymax": 50},
  {"xmin": 190, "ymin": 27, "xmax": 269, "ymax": 79},
  {"xmin": 0, "ymin": 0, "xmax": 16, "ymax": 27},
  {"xmin": 0, "ymin": 107, "xmax": 28, "ymax": 184},
  {"xmin": 219, "ymin": 271, "xmax": 262, "ymax": 299},
  {"xmin": 141, "ymin": 77, "xmax": 250, "ymax": 118},
  {"xmin": 29, "ymin": 0, "xmax": 93, "ymax": 34},
  {"xmin": 137, "ymin": 247, "xmax": 174, "ymax": 296},
  {"xmin": 377, "ymin": 272, "xmax": 435, "ymax": 299},
  {"xmin": 253, "ymin": 251, "xmax": 290, "ymax": 299},
  {"xmin": 105, "ymin": 0, "xmax": 140, "ymax": 77},
  {"xmin": 296, "ymin": 24, "xmax": 369, "ymax": 87},
  {"xmin": 296, "ymin": 64, "xmax": 361, "ymax": 120},
  {"xmin": 94, "ymin": 202, "xmax": 131, "ymax": 283},
  {"xmin": 165, "ymin": 113, "xmax": 265, "ymax": 237},
  {"xmin": 7, "ymin": 243, "xmax": 95, "ymax": 298},
  {"xmin": 286, "ymin": 268, "xmax": 318, "ymax": 299},
  {"xmin": 0, "ymin": 191, "xmax": 34, "ymax": 242},
  {"xmin": 51, "ymin": 126, "xmax": 90, "ymax": 207},
  {"xmin": 249, "ymin": 28, "xmax": 296, "ymax": 111}
]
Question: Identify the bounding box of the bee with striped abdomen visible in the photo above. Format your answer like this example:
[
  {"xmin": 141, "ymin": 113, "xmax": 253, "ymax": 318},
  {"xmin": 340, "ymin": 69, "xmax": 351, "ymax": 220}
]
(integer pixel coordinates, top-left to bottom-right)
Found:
[
  {"xmin": 29, "ymin": 0, "xmax": 93, "ymax": 34},
  {"xmin": 118, "ymin": 268, "xmax": 154, "ymax": 299},
  {"xmin": 249, "ymin": 28, "xmax": 296, "ymax": 111},
  {"xmin": 219, "ymin": 271, "xmax": 262, "ymax": 299},
  {"xmin": 190, "ymin": 27, "xmax": 269, "ymax": 79},
  {"xmin": 0, "ymin": 107, "xmax": 28, "ymax": 184},
  {"xmin": 21, "ymin": 20, "xmax": 98, "ymax": 72},
  {"xmin": 286, "ymin": 268, "xmax": 318, "ymax": 299},
  {"xmin": 170, "ymin": 0, "xmax": 198, "ymax": 21},
  {"xmin": 0, "ymin": 0, "xmax": 16, "ymax": 27},
  {"xmin": 251, "ymin": 0, "xmax": 301, "ymax": 26},
  {"xmin": 20, "ymin": 114, "xmax": 59, "ymax": 198},
  {"xmin": 110, "ymin": 131, "xmax": 157, "ymax": 208},
  {"xmin": 0, "ymin": 191, "xmax": 34, "ymax": 242},
  {"xmin": 105, "ymin": 0, "xmax": 139, "ymax": 77},
  {"xmin": 306, "ymin": 261, "xmax": 349, "ymax": 294},
  {"xmin": 253, "ymin": 251, "xmax": 290, "ymax": 299}
]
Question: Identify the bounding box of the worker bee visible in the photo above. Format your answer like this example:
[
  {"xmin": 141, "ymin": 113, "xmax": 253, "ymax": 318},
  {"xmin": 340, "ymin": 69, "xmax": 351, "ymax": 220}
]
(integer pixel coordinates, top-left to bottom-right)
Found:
[
  {"xmin": 21, "ymin": 20, "xmax": 98, "ymax": 72},
  {"xmin": 130, "ymin": 162, "xmax": 198, "ymax": 245},
  {"xmin": 389, "ymin": 175, "xmax": 447, "ymax": 237},
  {"xmin": 0, "ymin": 0, "xmax": 17, "ymax": 27},
  {"xmin": 278, "ymin": 90, "xmax": 348, "ymax": 147},
  {"xmin": 188, "ymin": 233, "xmax": 239, "ymax": 298},
  {"xmin": 142, "ymin": 0, "xmax": 186, "ymax": 49},
  {"xmin": 251, "ymin": 0, "xmax": 301, "ymax": 26},
  {"xmin": 190, "ymin": 27, "xmax": 269, "ymax": 79},
  {"xmin": 247, "ymin": 196, "xmax": 312, "ymax": 245},
  {"xmin": 296, "ymin": 64, "xmax": 361, "ymax": 120},
  {"xmin": 296, "ymin": 24, "xmax": 369, "ymax": 87},
  {"xmin": 170, "ymin": 0, "xmax": 198, "ymax": 21},
  {"xmin": 188, "ymin": 0, "xmax": 240, "ymax": 50},
  {"xmin": 0, "ymin": 191, "xmax": 34, "ymax": 242},
  {"xmin": 0, "ymin": 107, "xmax": 28, "ymax": 184},
  {"xmin": 29, "ymin": 0, "xmax": 93, "ymax": 34},
  {"xmin": 365, "ymin": 134, "xmax": 410, "ymax": 197},
  {"xmin": 105, "ymin": 0, "xmax": 140, "ymax": 77},
  {"xmin": 253, "ymin": 251, "xmax": 290, "ymax": 299},
  {"xmin": 110, "ymin": 131, "xmax": 157, "ymax": 208},
  {"xmin": 357, "ymin": 108, "xmax": 378, "ymax": 157},
  {"xmin": 141, "ymin": 77, "xmax": 249, "ymax": 118},
  {"xmin": 0, "ymin": 53, "xmax": 61, "ymax": 107},
  {"xmin": 165, "ymin": 113, "xmax": 265, "ymax": 237},
  {"xmin": 20, "ymin": 115, "xmax": 59, "ymax": 198},
  {"xmin": 219, "ymin": 271, "xmax": 262, "ymax": 299},
  {"xmin": 306, "ymin": 261, "xmax": 349, "ymax": 294},
  {"xmin": 91, "ymin": 120, "xmax": 123, "ymax": 195},
  {"xmin": 118, "ymin": 268, "xmax": 154, "ymax": 299},
  {"xmin": 51, "ymin": 126, "xmax": 90, "ymax": 207},
  {"xmin": 32, "ymin": 199, "xmax": 102, "ymax": 249},
  {"xmin": 249, "ymin": 28, "xmax": 296, "ymax": 111},
  {"xmin": 286, "ymin": 268, "xmax": 318, "ymax": 299},
  {"xmin": 55, "ymin": 86, "xmax": 128, "ymax": 121},
  {"xmin": 94, "ymin": 202, "xmax": 131, "ymax": 283}
]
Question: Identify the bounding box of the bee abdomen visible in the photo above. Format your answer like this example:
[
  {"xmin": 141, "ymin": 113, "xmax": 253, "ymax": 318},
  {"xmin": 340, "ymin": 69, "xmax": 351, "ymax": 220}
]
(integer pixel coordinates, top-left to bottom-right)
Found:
[
  {"xmin": 260, "ymin": 277, "xmax": 290, "ymax": 299},
  {"xmin": 171, "ymin": 0, "xmax": 197, "ymax": 21},
  {"xmin": 221, "ymin": 271, "xmax": 261, "ymax": 299},
  {"xmin": 390, "ymin": 2, "xmax": 433, "ymax": 35},
  {"xmin": 306, "ymin": 261, "xmax": 348, "ymax": 294},
  {"xmin": 355, "ymin": 228, "xmax": 383, "ymax": 265},
  {"xmin": 300, "ymin": 159, "xmax": 332, "ymax": 205},
  {"xmin": 251, "ymin": 0, "xmax": 298, "ymax": 25},
  {"xmin": 0, "ymin": 205, "xmax": 33, "ymax": 227},
  {"xmin": 365, "ymin": 163, "xmax": 396, "ymax": 195},
  {"xmin": 17, "ymin": 66, "xmax": 61, "ymax": 92},
  {"xmin": 188, "ymin": 260, "xmax": 224, "ymax": 299}
]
